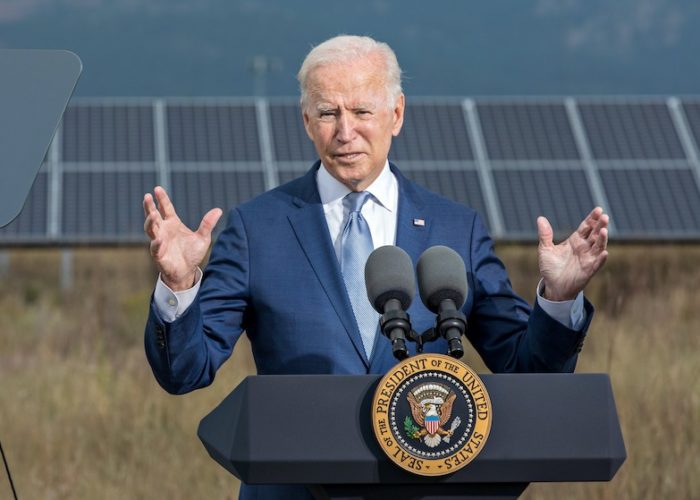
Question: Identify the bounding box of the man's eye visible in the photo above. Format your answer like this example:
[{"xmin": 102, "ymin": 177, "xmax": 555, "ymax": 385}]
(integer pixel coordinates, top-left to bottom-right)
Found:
[{"xmin": 320, "ymin": 111, "xmax": 335, "ymax": 117}]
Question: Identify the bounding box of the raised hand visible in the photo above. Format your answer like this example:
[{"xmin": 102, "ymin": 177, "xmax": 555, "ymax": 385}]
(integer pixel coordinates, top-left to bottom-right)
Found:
[
  {"xmin": 143, "ymin": 186, "xmax": 222, "ymax": 291},
  {"xmin": 537, "ymin": 207, "xmax": 609, "ymax": 301}
]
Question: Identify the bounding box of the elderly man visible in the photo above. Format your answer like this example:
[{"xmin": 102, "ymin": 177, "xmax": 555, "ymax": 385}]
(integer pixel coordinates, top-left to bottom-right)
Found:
[{"xmin": 144, "ymin": 35, "xmax": 608, "ymax": 499}]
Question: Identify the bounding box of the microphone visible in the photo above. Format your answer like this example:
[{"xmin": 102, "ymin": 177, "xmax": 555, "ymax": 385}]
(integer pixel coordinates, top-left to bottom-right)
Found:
[
  {"xmin": 365, "ymin": 245, "xmax": 416, "ymax": 360},
  {"xmin": 416, "ymin": 246, "xmax": 469, "ymax": 358}
]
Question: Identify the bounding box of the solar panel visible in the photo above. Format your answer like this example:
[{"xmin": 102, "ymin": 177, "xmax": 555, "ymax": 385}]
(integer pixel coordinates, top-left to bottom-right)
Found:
[
  {"xmin": 4, "ymin": 96, "xmax": 700, "ymax": 245},
  {"xmin": 390, "ymin": 104, "xmax": 473, "ymax": 161},
  {"xmin": 269, "ymin": 103, "xmax": 317, "ymax": 162},
  {"xmin": 578, "ymin": 103, "xmax": 685, "ymax": 160},
  {"xmin": 170, "ymin": 170, "xmax": 266, "ymax": 233},
  {"xmin": 493, "ymin": 168, "xmax": 594, "ymax": 237},
  {"xmin": 681, "ymin": 101, "xmax": 700, "ymax": 152},
  {"xmin": 0, "ymin": 170, "xmax": 48, "ymax": 240},
  {"xmin": 477, "ymin": 103, "xmax": 579, "ymax": 160},
  {"xmin": 401, "ymin": 168, "xmax": 489, "ymax": 228},
  {"xmin": 62, "ymin": 170, "xmax": 156, "ymax": 240},
  {"xmin": 167, "ymin": 104, "xmax": 261, "ymax": 162},
  {"xmin": 599, "ymin": 167, "xmax": 700, "ymax": 236},
  {"xmin": 62, "ymin": 104, "xmax": 155, "ymax": 162}
]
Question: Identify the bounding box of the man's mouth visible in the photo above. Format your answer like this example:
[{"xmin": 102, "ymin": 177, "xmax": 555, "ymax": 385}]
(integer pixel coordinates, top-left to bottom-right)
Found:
[{"xmin": 333, "ymin": 152, "xmax": 364, "ymax": 162}]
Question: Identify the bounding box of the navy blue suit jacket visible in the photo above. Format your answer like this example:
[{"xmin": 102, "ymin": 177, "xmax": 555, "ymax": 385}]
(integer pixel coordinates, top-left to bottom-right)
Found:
[{"xmin": 145, "ymin": 162, "xmax": 592, "ymax": 499}]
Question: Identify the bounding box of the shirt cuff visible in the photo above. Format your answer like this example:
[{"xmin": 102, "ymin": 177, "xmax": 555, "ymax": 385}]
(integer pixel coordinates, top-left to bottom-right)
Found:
[
  {"xmin": 535, "ymin": 279, "xmax": 586, "ymax": 331},
  {"xmin": 153, "ymin": 268, "xmax": 203, "ymax": 322}
]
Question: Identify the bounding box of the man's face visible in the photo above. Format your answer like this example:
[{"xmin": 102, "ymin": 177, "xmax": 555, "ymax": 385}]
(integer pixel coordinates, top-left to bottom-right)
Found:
[{"xmin": 302, "ymin": 55, "xmax": 405, "ymax": 192}]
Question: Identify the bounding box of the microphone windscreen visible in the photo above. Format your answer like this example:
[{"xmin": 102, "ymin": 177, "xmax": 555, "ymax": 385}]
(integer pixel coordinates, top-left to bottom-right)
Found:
[
  {"xmin": 416, "ymin": 246, "xmax": 468, "ymax": 312},
  {"xmin": 365, "ymin": 245, "xmax": 415, "ymax": 312}
]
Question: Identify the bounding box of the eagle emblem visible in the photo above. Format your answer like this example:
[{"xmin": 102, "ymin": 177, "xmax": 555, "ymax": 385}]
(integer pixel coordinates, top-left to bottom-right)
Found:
[{"xmin": 405, "ymin": 383, "xmax": 462, "ymax": 448}]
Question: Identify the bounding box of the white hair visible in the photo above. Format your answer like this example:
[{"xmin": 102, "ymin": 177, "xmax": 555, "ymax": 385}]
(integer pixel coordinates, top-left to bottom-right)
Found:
[{"xmin": 297, "ymin": 35, "xmax": 403, "ymax": 110}]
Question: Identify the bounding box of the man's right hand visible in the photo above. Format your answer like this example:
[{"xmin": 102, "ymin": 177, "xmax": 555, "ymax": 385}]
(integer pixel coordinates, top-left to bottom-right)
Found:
[{"xmin": 143, "ymin": 186, "xmax": 222, "ymax": 291}]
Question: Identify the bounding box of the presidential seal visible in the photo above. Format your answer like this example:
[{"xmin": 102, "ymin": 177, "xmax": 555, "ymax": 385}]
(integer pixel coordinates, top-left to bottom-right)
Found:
[{"xmin": 372, "ymin": 353, "xmax": 492, "ymax": 476}]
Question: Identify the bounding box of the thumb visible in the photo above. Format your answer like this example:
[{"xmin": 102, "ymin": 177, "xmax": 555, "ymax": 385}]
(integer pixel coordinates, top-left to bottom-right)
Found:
[
  {"xmin": 537, "ymin": 216, "xmax": 554, "ymax": 248},
  {"xmin": 197, "ymin": 208, "xmax": 223, "ymax": 237}
]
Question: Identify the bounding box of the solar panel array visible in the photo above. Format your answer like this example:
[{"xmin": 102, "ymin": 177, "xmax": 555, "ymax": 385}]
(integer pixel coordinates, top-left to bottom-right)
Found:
[{"xmin": 2, "ymin": 96, "xmax": 700, "ymax": 245}]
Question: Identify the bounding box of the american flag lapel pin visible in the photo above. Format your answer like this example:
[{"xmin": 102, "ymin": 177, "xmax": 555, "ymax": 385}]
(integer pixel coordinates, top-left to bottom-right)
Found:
[{"xmin": 413, "ymin": 218, "xmax": 425, "ymax": 227}]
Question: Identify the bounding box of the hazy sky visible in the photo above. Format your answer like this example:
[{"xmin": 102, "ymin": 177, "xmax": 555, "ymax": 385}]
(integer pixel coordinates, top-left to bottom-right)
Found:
[{"xmin": 0, "ymin": 0, "xmax": 698, "ymax": 97}]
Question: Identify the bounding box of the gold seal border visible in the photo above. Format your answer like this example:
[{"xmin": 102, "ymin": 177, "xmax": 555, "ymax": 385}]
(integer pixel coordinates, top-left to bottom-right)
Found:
[{"xmin": 372, "ymin": 353, "xmax": 492, "ymax": 477}]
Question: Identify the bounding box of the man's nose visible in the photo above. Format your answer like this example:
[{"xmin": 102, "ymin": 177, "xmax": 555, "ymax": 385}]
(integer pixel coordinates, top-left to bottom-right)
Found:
[{"xmin": 335, "ymin": 113, "xmax": 357, "ymax": 143}]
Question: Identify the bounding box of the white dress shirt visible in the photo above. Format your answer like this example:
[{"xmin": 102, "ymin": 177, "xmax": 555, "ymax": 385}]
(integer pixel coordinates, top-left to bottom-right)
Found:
[{"xmin": 154, "ymin": 161, "xmax": 584, "ymax": 329}]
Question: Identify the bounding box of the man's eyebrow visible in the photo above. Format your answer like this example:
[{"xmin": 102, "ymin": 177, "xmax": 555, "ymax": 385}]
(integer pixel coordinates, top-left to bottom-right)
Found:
[{"xmin": 315, "ymin": 102, "xmax": 337, "ymax": 111}]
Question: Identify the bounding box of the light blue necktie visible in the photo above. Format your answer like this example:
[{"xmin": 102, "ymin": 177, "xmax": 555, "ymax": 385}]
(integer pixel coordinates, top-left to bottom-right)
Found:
[{"xmin": 341, "ymin": 191, "xmax": 379, "ymax": 359}]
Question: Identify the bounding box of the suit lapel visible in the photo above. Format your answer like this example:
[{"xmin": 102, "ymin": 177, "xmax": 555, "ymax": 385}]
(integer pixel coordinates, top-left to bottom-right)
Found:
[
  {"xmin": 286, "ymin": 164, "xmax": 370, "ymax": 368},
  {"xmin": 370, "ymin": 164, "xmax": 430, "ymax": 370}
]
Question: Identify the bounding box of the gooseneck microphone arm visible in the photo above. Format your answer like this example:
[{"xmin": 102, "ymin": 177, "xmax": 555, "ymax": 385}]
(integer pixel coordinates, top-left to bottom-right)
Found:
[
  {"xmin": 379, "ymin": 298, "xmax": 412, "ymax": 360},
  {"xmin": 436, "ymin": 298, "xmax": 467, "ymax": 359}
]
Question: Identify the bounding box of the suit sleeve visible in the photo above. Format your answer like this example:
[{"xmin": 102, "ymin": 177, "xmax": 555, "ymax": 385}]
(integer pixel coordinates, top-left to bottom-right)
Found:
[
  {"xmin": 465, "ymin": 213, "xmax": 593, "ymax": 373},
  {"xmin": 144, "ymin": 208, "xmax": 250, "ymax": 394}
]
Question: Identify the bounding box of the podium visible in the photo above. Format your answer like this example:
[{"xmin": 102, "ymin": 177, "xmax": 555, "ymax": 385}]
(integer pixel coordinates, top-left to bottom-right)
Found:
[{"xmin": 198, "ymin": 374, "xmax": 626, "ymax": 499}]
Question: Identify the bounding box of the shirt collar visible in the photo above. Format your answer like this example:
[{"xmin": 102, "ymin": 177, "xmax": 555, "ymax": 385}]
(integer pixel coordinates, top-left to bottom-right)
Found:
[{"xmin": 316, "ymin": 160, "xmax": 395, "ymax": 212}]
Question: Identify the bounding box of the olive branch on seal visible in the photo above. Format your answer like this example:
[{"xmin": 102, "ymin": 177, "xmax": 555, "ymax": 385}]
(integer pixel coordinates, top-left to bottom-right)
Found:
[{"xmin": 404, "ymin": 416, "xmax": 421, "ymax": 439}]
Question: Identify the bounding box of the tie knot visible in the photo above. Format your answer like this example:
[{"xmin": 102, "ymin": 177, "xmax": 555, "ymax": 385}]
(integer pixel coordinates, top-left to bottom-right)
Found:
[{"xmin": 343, "ymin": 191, "xmax": 372, "ymax": 214}]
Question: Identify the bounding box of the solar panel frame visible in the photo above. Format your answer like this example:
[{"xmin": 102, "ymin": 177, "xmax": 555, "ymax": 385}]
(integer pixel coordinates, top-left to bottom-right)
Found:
[
  {"xmin": 577, "ymin": 101, "xmax": 686, "ymax": 160},
  {"xmin": 61, "ymin": 103, "xmax": 156, "ymax": 163},
  {"xmin": 680, "ymin": 100, "xmax": 700, "ymax": 158},
  {"xmin": 167, "ymin": 102, "xmax": 262, "ymax": 162},
  {"xmin": 390, "ymin": 102, "xmax": 474, "ymax": 161},
  {"xmin": 476, "ymin": 101, "xmax": 580, "ymax": 160},
  {"xmin": 60, "ymin": 169, "xmax": 157, "ymax": 243},
  {"xmin": 491, "ymin": 163, "xmax": 595, "ymax": 240},
  {"xmin": 599, "ymin": 165, "xmax": 700, "ymax": 239}
]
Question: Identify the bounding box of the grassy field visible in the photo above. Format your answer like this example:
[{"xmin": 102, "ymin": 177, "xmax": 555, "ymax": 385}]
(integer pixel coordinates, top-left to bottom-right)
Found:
[{"xmin": 0, "ymin": 245, "xmax": 698, "ymax": 499}]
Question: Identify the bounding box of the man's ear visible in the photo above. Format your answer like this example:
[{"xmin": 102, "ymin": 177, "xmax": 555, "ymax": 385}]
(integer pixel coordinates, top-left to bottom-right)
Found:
[
  {"xmin": 302, "ymin": 109, "xmax": 313, "ymax": 140},
  {"xmin": 392, "ymin": 93, "xmax": 405, "ymax": 137}
]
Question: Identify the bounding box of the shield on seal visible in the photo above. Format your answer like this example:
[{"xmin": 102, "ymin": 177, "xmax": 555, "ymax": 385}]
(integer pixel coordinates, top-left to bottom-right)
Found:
[{"xmin": 426, "ymin": 414, "xmax": 439, "ymax": 435}]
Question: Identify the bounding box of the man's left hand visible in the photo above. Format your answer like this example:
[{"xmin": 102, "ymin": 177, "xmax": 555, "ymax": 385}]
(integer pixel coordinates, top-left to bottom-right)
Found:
[{"xmin": 537, "ymin": 207, "xmax": 609, "ymax": 301}]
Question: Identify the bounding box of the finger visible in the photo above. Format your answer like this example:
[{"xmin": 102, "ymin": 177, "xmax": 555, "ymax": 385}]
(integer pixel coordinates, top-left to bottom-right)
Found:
[
  {"xmin": 537, "ymin": 216, "xmax": 554, "ymax": 248},
  {"xmin": 143, "ymin": 193, "xmax": 158, "ymax": 219},
  {"xmin": 154, "ymin": 186, "xmax": 177, "ymax": 219},
  {"xmin": 577, "ymin": 207, "xmax": 603, "ymax": 239},
  {"xmin": 593, "ymin": 226, "xmax": 609, "ymax": 253},
  {"xmin": 197, "ymin": 208, "xmax": 223, "ymax": 238},
  {"xmin": 588, "ymin": 213, "xmax": 609, "ymax": 243},
  {"xmin": 144, "ymin": 211, "xmax": 161, "ymax": 240}
]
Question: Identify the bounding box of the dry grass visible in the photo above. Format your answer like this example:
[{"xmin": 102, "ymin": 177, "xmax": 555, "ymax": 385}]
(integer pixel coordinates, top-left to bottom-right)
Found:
[{"xmin": 0, "ymin": 245, "xmax": 698, "ymax": 499}]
